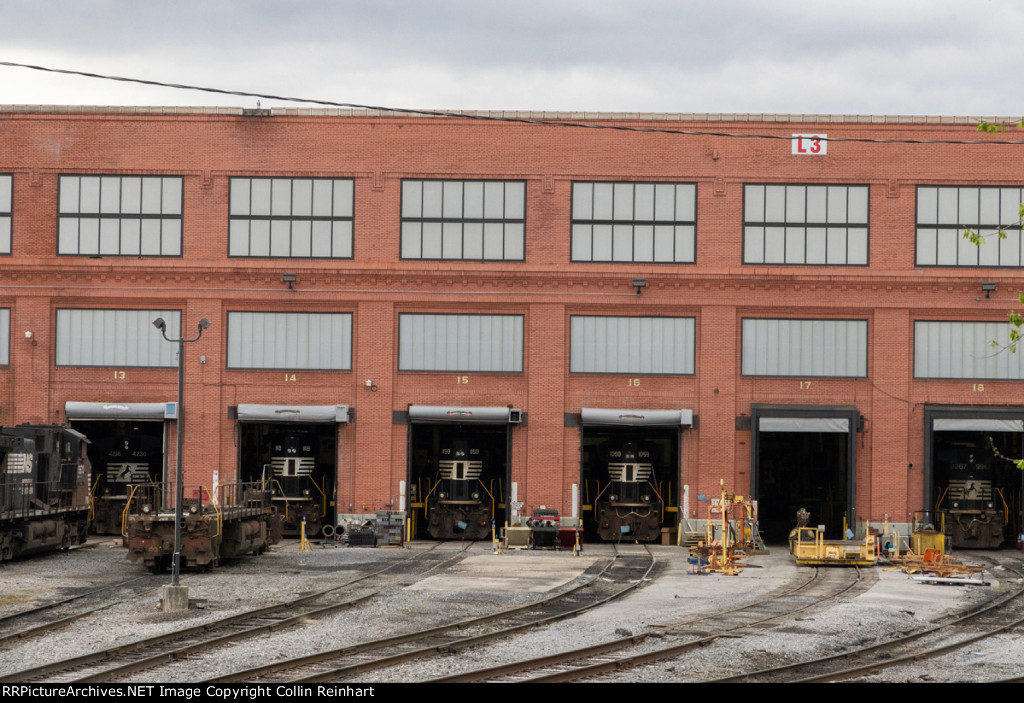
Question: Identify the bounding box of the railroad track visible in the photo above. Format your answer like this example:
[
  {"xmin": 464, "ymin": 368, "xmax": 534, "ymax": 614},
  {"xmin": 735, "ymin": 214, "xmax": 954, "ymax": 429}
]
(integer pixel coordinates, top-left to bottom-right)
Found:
[
  {"xmin": 0, "ymin": 542, "xmax": 459, "ymax": 683},
  {"xmin": 204, "ymin": 544, "xmax": 656, "ymax": 683},
  {"xmin": 432, "ymin": 559, "xmax": 871, "ymax": 682},
  {"xmin": 0, "ymin": 572, "xmax": 162, "ymax": 649},
  {"xmin": 705, "ymin": 552, "xmax": 1024, "ymax": 683}
]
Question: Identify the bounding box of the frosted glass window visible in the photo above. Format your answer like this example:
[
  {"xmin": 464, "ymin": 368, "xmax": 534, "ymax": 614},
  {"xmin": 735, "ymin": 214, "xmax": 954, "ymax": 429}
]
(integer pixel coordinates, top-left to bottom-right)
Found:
[
  {"xmin": 399, "ymin": 314, "xmax": 523, "ymax": 372},
  {"xmin": 229, "ymin": 178, "xmax": 353, "ymax": 259},
  {"xmin": 916, "ymin": 186, "xmax": 1024, "ymax": 267},
  {"xmin": 742, "ymin": 318, "xmax": 868, "ymax": 377},
  {"xmin": 55, "ymin": 309, "xmax": 181, "ymax": 367},
  {"xmin": 915, "ymin": 320, "xmax": 1024, "ymax": 379},
  {"xmin": 0, "ymin": 175, "xmax": 10, "ymax": 255},
  {"xmin": 58, "ymin": 176, "xmax": 183, "ymax": 256},
  {"xmin": 571, "ymin": 182, "xmax": 696, "ymax": 263},
  {"xmin": 401, "ymin": 180, "xmax": 526, "ymax": 261},
  {"xmin": 571, "ymin": 316, "xmax": 695, "ymax": 374},
  {"xmin": 0, "ymin": 309, "xmax": 8, "ymax": 365},
  {"xmin": 227, "ymin": 312, "xmax": 352, "ymax": 370},
  {"xmin": 743, "ymin": 184, "xmax": 869, "ymax": 265}
]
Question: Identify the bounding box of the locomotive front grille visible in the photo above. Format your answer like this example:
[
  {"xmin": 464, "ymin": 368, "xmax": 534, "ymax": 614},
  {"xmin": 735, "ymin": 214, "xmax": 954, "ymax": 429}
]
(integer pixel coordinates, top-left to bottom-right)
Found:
[
  {"xmin": 607, "ymin": 462, "xmax": 653, "ymax": 483},
  {"xmin": 948, "ymin": 479, "xmax": 993, "ymax": 501},
  {"xmin": 438, "ymin": 460, "xmax": 483, "ymax": 481},
  {"xmin": 106, "ymin": 463, "xmax": 151, "ymax": 482},
  {"xmin": 271, "ymin": 457, "xmax": 316, "ymax": 478}
]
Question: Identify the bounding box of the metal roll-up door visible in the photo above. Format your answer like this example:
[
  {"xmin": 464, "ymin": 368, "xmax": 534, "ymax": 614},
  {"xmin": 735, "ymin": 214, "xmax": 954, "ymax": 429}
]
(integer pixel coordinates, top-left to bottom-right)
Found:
[
  {"xmin": 65, "ymin": 401, "xmax": 177, "ymax": 420},
  {"xmin": 580, "ymin": 408, "xmax": 693, "ymax": 427},
  {"xmin": 407, "ymin": 405, "xmax": 515, "ymax": 425},
  {"xmin": 758, "ymin": 417, "xmax": 850, "ymax": 433},
  {"xmin": 235, "ymin": 404, "xmax": 350, "ymax": 423}
]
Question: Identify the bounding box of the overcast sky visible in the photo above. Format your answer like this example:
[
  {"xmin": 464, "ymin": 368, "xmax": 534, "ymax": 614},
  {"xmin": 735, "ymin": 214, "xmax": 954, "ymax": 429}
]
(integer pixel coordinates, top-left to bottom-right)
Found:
[{"xmin": 1, "ymin": 0, "xmax": 1021, "ymax": 116}]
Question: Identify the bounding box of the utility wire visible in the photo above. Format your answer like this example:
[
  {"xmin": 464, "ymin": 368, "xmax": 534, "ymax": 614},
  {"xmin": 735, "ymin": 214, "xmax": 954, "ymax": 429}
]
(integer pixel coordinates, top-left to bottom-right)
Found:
[{"xmin": 3, "ymin": 60, "xmax": 1024, "ymax": 146}]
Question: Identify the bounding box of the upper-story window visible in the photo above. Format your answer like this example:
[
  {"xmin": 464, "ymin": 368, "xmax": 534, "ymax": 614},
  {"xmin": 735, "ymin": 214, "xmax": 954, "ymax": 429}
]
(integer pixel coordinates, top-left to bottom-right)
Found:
[
  {"xmin": 401, "ymin": 180, "xmax": 525, "ymax": 261},
  {"xmin": 572, "ymin": 182, "xmax": 695, "ymax": 263},
  {"xmin": 0, "ymin": 175, "xmax": 11, "ymax": 255},
  {"xmin": 58, "ymin": 176, "xmax": 182, "ymax": 256},
  {"xmin": 916, "ymin": 186, "xmax": 1024, "ymax": 267},
  {"xmin": 229, "ymin": 178, "xmax": 353, "ymax": 258},
  {"xmin": 743, "ymin": 184, "xmax": 868, "ymax": 265}
]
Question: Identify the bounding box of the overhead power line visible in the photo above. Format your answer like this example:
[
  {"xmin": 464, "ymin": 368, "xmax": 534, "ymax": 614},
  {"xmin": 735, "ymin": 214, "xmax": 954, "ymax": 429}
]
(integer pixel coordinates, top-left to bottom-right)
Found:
[{"xmin": 3, "ymin": 59, "xmax": 1024, "ymax": 146}]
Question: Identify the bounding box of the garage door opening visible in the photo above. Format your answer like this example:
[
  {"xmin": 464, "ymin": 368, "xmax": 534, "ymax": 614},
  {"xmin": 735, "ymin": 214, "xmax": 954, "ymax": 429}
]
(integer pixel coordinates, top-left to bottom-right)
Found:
[
  {"xmin": 71, "ymin": 419, "xmax": 166, "ymax": 535},
  {"xmin": 406, "ymin": 406, "xmax": 516, "ymax": 540},
  {"xmin": 752, "ymin": 408, "xmax": 857, "ymax": 542},
  {"xmin": 237, "ymin": 423, "xmax": 337, "ymax": 538},
  {"xmin": 580, "ymin": 427, "xmax": 678, "ymax": 543},
  {"xmin": 927, "ymin": 411, "xmax": 1024, "ymax": 549}
]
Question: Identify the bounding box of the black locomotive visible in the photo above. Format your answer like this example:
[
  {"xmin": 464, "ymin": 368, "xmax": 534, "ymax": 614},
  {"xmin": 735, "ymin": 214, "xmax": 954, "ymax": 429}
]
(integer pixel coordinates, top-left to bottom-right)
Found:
[
  {"xmin": 0, "ymin": 425, "xmax": 91, "ymax": 561},
  {"xmin": 595, "ymin": 440, "xmax": 663, "ymax": 542},
  {"xmin": 264, "ymin": 432, "xmax": 324, "ymax": 538},
  {"xmin": 426, "ymin": 438, "xmax": 491, "ymax": 539},
  {"xmin": 89, "ymin": 430, "xmax": 162, "ymax": 535},
  {"xmin": 937, "ymin": 450, "xmax": 1007, "ymax": 549}
]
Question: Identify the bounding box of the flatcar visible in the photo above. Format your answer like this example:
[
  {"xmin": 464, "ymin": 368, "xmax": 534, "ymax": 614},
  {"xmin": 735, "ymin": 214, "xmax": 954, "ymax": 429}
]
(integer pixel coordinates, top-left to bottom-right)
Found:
[
  {"xmin": 0, "ymin": 425, "xmax": 91, "ymax": 561},
  {"xmin": 262, "ymin": 432, "xmax": 324, "ymax": 538},
  {"xmin": 595, "ymin": 440, "xmax": 662, "ymax": 542},
  {"xmin": 90, "ymin": 431, "xmax": 162, "ymax": 535},
  {"xmin": 125, "ymin": 481, "xmax": 283, "ymax": 572},
  {"xmin": 426, "ymin": 438, "xmax": 491, "ymax": 539},
  {"xmin": 936, "ymin": 451, "xmax": 1007, "ymax": 549}
]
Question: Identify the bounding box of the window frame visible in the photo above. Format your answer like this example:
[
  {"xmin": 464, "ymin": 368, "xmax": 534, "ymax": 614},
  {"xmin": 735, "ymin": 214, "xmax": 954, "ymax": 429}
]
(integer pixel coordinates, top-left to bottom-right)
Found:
[
  {"xmin": 54, "ymin": 308, "xmax": 182, "ymax": 368},
  {"xmin": 570, "ymin": 181, "xmax": 697, "ymax": 264},
  {"xmin": 399, "ymin": 179, "xmax": 527, "ymax": 262},
  {"xmin": 915, "ymin": 185, "xmax": 1024, "ymax": 268},
  {"xmin": 228, "ymin": 177, "xmax": 355, "ymax": 260},
  {"xmin": 57, "ymin": 175, "xmax": 184, "ymax": 257},
  {"xmin": 397, "ymin": 312, "xmax": 525, "ymax": 373},
  {"xmin": 742, "ymin": 183, "xmax": 870, "ymax": 266},
  {"xmin": 0, "ymin": 174, "xmax": 11, "ymax": 256},
  {"xmin": 740, "ymin": 317, "xmax": 869, "ymax": 378},
  {"xmin": 569, "ymin": 314, "xmax": 696, "ymax": 375},
  {"xmin": 225, "ymin": 310, "xmax": 354, "ymax": 371}
]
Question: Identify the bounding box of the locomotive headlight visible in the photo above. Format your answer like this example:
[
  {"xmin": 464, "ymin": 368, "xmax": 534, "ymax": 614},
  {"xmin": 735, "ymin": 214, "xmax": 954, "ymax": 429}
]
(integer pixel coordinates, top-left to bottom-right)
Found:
[
  {"xmin": 142, "ymin": 505, "xmax": 151, "ymax": 514},
  {"xmin": 439, "ymin": 491, "xmax": 447, "ymax": 499},
  {"xmin": 303, "ymin": 489, "xmax": 311, "ymax": 496},
  {"xmin": 642, "ymin": 495, "xmax": 651, "ymax": 503},
  {"xmin": 609, "ymin": 494, "xmax": 618, "ymax": 502},
  {"xmin": 472, "ymin": 492, "xmax": 480, "ymax": 500},
  {"xmin": 987, "ymin": 502, "xmax": 993, "ymax": 509},
  {"xmin": 952, "ymin": 502, "xmax": 959, "ymax": 508},
  {"xmin": 189, "ymin": 504, "xmax": 199, "ymax": 514}
]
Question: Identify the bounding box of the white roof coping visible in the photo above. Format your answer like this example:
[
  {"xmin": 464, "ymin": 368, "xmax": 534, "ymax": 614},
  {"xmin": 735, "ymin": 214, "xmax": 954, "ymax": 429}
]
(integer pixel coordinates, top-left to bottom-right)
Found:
[{"xmin": 0, "ymin": 105, "xmax": 1017, "ymax": 125}]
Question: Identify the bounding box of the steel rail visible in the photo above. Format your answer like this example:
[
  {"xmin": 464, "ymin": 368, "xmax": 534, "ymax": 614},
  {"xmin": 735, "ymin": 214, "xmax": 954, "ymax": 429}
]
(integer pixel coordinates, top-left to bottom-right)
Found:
[{"xmin": 206, "ymin": 547, "xmax": 653, "ymax": 683}]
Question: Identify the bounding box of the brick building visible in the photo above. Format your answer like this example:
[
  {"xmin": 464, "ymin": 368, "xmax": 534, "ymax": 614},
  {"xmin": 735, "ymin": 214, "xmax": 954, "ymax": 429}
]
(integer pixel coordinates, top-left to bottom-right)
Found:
[{"xmin": 1, "ymin": 106, "xmax": 1022, "ymax": 544}]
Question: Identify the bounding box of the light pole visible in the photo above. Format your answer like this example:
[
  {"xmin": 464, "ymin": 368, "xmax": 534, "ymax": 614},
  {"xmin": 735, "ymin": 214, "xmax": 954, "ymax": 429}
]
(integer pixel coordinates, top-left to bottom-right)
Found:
[{"xmin": 153, "ymin": 316, "xmax": 210, "ymax": 608}]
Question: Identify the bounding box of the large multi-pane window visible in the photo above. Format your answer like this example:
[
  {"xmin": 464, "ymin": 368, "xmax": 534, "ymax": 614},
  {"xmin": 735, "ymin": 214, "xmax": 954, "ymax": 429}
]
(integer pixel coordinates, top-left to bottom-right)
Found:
[
  {"xmin": 741, "ymin": 318, "xmax": 868, "ymax": 377},
  {"xmin": 229, "ymin": 178, "xmax": 354, "ymax": 258},
  {"xmin": 914, "ymin": 320, "xmax": 1024, "ymax": 379},
  {"xmin": 401, "ymin": 180, "xmax": 525, "ymax": 261},
  {"xmin": 55, "ymin": 309, "xmax": 181, "ymax": 367},
  {"xmin": 0, "ymin": 175, "xmax": 11, "ymax": 255},
  {"xmin": 398, "ymin": 314, "xmax": 523, "ymax": 372},
  {"xmin": 743, "ymin": 184, "xmax": 868, "ymax": 265},
  {"xmin": 227, "ymin": 312, "xmax": 352, "ymax": 370},
  {"xmin": 58, "ymin": 176, "xmax": 182, "ymax": 256},
  {"xmin": 572, "ymin": 182, "xmax": 695, "ymax": 263},
  {"xmin": 916, "ymin": 186, "xmax": 1024, "ymax": 267},
  {"xmin": 570, "ymin": 316, "xmax": 695, "ymax": 374}
]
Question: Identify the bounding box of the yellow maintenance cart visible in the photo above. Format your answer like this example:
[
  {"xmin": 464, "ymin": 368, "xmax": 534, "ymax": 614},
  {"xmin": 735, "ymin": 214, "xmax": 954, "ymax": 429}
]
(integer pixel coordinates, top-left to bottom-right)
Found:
[{"xmin": 789, "ymin": 526, "xmax": 876, "ymax": 566}]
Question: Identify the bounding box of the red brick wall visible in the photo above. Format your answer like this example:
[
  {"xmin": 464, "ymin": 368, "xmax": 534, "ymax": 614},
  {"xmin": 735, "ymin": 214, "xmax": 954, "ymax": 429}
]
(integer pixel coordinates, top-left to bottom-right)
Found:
[{"xmin": 1, "ymin": 109, "xmax": 1021, "ymax": 528}]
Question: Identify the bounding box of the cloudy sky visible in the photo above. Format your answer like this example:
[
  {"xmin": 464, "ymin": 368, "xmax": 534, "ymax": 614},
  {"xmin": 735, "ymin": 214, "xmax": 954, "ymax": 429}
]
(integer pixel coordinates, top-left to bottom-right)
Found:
[{"xmin": 1, "ymin": 0, "xmax": 1021, "ymax": 116}]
